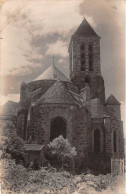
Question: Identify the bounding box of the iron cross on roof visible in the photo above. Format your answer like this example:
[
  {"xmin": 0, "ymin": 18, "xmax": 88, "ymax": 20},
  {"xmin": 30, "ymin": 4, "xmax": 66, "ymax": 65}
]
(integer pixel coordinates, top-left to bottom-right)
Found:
[{"xmin": 52, "ymin": 55, "xmax": 55, "ymax": 66}]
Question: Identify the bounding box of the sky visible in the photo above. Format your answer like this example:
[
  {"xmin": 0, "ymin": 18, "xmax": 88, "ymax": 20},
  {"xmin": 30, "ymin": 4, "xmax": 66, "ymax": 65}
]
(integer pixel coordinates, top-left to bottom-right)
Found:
[{"xmin": 0, "ymin": 0, "xmax": 125, "ymax": 126}]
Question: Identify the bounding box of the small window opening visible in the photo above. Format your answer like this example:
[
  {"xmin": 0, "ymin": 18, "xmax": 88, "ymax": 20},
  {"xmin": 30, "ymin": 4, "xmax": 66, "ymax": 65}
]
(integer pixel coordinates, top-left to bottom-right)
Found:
[
  {"xmin": 89, "ymin": 45, "xmax": 93, "ymax": 71},
  {"xmin": 89, "ymin": 45, "xmax": 92, "ymax": 52},
  {"xmin": 113, "ymin": 130, "xmax": 117, "ymax": 153},
  {"xmin": 81, "ymin": 44, "xmax": 84, "ymax": 50},
  {"xmin": 85, "ymin": 76, "xmax": 89, "ymax": 83},
  {"xmin": 81, "ymin": 53, "xmax": 85, "ymax": 59},
  {"xmin": 89, "ymin": 61, "xmax": 93, "ymax": 71},
  {"xmin": 89, "ymin": 53, "xmax": 92, "ymax": 59},
  {"xmin": 81, "ymin": 60, "xmax": 85, "ymax": 71},
  {"xmin": 32, "ymin": 132, "xmax": 36, "ymax": 141}
]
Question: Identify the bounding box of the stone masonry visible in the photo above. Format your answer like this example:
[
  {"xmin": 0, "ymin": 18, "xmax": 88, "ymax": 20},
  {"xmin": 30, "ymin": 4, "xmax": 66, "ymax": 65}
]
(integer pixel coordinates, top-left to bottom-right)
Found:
[{"xmin": 17, "ymin": 18, "xmax": 124, "ymax": 171}]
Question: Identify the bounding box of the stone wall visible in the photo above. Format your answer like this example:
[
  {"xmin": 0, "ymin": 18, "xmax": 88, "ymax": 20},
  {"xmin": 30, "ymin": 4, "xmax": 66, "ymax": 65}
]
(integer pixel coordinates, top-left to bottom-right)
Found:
[
  {"xmin": 69, "ymin": 36, "xmax": 101, "ymax": 78},
  {"xmin": 105, "ymin": 104, "xmax": 121, "ymax": 120},
  {"xmin": 28, "ymin": 104, "xmax": 76, "ymax": 145},
  {"xmin": 72, "ymin": 107, "xmax": 91, "ymax": 158},
  {"xmin": 104, "ymin": 117, "xmax": 124, "ymax": 158},
  {"xmin": 27, "ymin": 103, "xmax": 91, "ymax": 159},
  {"xmin": 69, "ymin": 36, "xmax": 105, "ymax": 103},
  {"xmin": 17, "ymin": 109, "xmax": 28, "ymax": 140}
]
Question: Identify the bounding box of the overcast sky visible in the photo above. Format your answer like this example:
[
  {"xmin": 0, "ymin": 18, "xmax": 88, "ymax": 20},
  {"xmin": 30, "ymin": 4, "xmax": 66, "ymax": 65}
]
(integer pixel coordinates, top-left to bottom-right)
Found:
[{"xmin": 0, "ymin": 0, "xmax": 125, "ymax": 125}]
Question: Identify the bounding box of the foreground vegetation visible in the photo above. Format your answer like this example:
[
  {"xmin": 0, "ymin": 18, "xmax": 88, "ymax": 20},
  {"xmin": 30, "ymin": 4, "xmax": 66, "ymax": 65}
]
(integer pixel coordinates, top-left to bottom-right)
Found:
[
  {"xmin": 0, "ymin": 158, "xmax": 125, "ymax": 194},
  {"xmin": 0, "ymin": 125, "xmax": 125, "ymax": 193}
]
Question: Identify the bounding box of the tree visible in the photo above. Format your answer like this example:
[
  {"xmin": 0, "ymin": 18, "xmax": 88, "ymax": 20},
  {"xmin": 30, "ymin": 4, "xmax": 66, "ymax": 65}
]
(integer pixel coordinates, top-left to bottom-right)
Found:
[
  {"xmin": 48, "ymin": 135, "xmax": 77, "ymax": 172},
  {"xmin": 1, "ymin": 124, "xmax": 25, "ymax": 164}
]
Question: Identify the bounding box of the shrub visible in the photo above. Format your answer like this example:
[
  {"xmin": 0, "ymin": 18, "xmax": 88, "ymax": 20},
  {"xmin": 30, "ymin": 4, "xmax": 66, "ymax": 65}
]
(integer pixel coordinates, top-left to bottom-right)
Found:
[
  {"xmin": 48, "ymin": 135, "xmax": 77, "ymax": 172},
  {"xmin": 1, "ymin": 124, "xmax": 25, "ymax": 164},
  {"xmin": 1, "ymin": 159, "xmax": 28, "ymax": 192}
]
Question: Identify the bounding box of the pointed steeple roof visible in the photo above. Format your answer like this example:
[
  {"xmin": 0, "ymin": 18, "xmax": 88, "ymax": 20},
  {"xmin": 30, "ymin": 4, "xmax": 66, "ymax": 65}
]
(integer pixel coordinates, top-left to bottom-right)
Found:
[
  {"xmin": 35, "ymin": 80, "xmax": 78, "ymax": 105},
  {"xmin": 34, "ymin": 64, "xmax": 70, "ymax": 82},
  {"xmin": 74, "ymin": 18, "xmax": 99, "ymax": 37},
  {"xmin": 105, "ymin": 94, "xmax": 121, "ymax": 105}
]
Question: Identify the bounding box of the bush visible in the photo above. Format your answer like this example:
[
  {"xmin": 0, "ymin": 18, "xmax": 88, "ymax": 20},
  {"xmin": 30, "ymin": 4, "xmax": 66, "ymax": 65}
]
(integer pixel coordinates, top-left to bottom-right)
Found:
[
  {"xmin": 0, "ymin": 158, "xmax": 122, "ymax": 194},
  {"xmin": 48, "ymin": 135, "xmax": 77, "ymax": 172},
  {"xmin": 1, "ymin": 159, "xmax": 28, "ymax": 192},
  {"xmin": 1, "ymin": 124, "xmax": 25, "ymax": 164}
]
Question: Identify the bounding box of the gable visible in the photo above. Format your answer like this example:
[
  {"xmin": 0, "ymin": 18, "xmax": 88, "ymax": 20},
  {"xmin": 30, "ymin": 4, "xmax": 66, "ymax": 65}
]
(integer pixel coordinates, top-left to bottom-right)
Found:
[{"xmin": 105, "ymin": 95, "xmax": 121, "ymax": 105}]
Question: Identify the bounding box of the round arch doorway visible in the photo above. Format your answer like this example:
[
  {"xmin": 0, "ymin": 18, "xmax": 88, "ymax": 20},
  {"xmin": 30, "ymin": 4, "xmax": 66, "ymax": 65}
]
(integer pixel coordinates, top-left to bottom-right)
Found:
[{"xmin": 50, "ymin": 117, "xmax": 66, "ymax": 141}]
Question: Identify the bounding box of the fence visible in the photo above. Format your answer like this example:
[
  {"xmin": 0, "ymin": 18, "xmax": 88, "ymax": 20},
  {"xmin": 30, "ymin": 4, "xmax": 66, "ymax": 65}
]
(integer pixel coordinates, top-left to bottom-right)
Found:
[{"xmin": 111, "ymin": 158, "xmax": 124, "ymax": 175}]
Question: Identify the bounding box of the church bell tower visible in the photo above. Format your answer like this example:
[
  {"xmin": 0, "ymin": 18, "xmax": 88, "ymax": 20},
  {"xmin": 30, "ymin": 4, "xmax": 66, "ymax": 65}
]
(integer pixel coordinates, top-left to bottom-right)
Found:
[{"xmin": 68, "ymin": 18, "xmax": 105, "ymax": 103}]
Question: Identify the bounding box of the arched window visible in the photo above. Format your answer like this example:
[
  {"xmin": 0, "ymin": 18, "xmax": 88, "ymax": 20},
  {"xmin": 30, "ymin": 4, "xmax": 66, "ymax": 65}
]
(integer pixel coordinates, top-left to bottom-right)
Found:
[
  {"xmin": 81, "ymin": 60, "xmax": 85, "ymax": 71},
  {"xmin": 94, "ymin": 129, "xmax": 100, "ymax": 153},
  {"xmin": 50, "ymin": 117, "xmax": 66, "ymax": 141},
  {"xmin": 80, "ymin": 44, "xmax": 85, "ymax": 71},
  {"xmin": 113, "ymin": 130, "xmax": 117, "ymax": 153},
  {"xmin": 89, "ymin": 44, "xmax": 93, "ymax": 71}
]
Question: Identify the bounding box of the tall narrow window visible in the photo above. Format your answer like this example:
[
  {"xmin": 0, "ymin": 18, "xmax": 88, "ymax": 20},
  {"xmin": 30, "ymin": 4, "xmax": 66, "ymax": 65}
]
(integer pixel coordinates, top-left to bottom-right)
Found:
[
  {"xmin": 89, "ymin": 44, "xmax": 93, "ymax": 71},
  {"xmin": 89, "ymin": 61, "xmax": 93, "ymax": 71},
  {"xmin": 81, "ymin": 60, "xmax": 85, "ymax": 71},
  {"xmin": 80, "ymin": 44, "xmax": 85, "ymax": 71},
  {"xmin": 113, "ymin": 130, "xmax": 117, "ymax": 153},
  {"xmin": 81, "ymin": 44, "xmax": 84, "ymax": 51},
  {"xmin": 81, "ymin": 53, "xmax": 85, "ymax": 59},
  {"xmin": 89, "ymin": 45, "xmax": 92, "ymax": 52},
  {"xmin": 94, "ymin": 129, "xmax": 100, "ymax": 153},
  {"xmin": 32, "ymin": 131, "xmax": 36, "ymax": 141}
]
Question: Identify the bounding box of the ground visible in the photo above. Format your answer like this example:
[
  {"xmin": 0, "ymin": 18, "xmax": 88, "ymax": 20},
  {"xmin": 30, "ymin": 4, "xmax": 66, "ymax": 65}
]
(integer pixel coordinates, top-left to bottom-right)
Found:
[{"xmin": 0, "ymin": 160, "xmax": 125, "ymax": 194}]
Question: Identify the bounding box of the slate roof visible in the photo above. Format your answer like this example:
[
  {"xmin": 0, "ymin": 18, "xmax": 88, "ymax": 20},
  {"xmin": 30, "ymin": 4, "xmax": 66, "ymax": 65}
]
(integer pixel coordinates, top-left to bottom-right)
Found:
[
  {"xmin": 74, "ymin": 18, "xmax": 99, "ymax": 37},
  {"xmin": 32, "ymin": 88, "xmax": 42, "ymax": 95},
  {"xmin": 35, "ymin": 80, "xmax": 79, "ymax": 105},
  {"xmin": 34, "ymin": 64, "xmax": 70, "ymax": 82},
  {"xmin": 91, "ymin": 98, "xmax": 109, "ymax": 118},
  {"xmin": 25, "ymin": 144, "xmax": 44, "ymax": 151},
  {"xmin": 105, "ymin": 94, "xmax": 121, "ymax": 105},
  {"xmin": 31, "ymin": 88, "xmax": 43, "ymax": 101}
]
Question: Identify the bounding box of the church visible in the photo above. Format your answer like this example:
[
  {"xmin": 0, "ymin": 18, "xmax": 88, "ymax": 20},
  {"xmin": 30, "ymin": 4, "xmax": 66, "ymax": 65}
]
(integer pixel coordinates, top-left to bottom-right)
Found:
[{"xmin": 17, "ymin": 18, "xmax": 124, "ymax": 171}]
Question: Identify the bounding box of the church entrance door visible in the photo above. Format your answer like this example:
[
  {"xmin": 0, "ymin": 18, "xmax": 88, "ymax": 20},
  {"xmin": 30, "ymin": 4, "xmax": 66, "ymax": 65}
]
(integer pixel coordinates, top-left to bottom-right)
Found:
[{"xmin": 50, "ymin": 117, "xmax": 66, "ymax": 141}]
